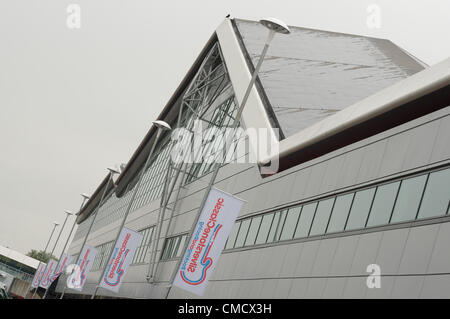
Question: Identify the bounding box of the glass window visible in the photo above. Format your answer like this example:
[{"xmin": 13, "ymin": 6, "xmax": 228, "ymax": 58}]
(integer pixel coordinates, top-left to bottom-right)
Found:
[
  {"xmin": 417, "ymin": 169, "xmax": 450, "ymax": 219},
  {"xmin": 225, "ymin": 220, "xmax": 241, "ymax": 249},
  {"xmin": 309, "ymin": 198, "xmax": 335, "ymax": 236},
  {"xmin": 175, "ymin": 234, "xmax": 187, "ymax": 258},
  {"xmin": 274, "ymin": 210, "xmax": 288, "ymax": 242},
  {"xmin": 222, "ymin": 168, "xmax": 449, "ymax": 250},
  {"xmin": 279, "ymin": 207, "xmax": 302, "ymax": 241},
  {"xmin": 345, "ymin": 188, "xmax": 376, "ymax": 230},
  {"xmin": 244, "ymin": 216, "xmax": 262, "ymax": 246},
  {"xmin": 294, "ymin": 203, "xmax": 317, "ymax": 238},
  {"xmin": 390, "ymin": 175, "xmax": 427, "ymax": 223},
  {"xmin": 327, "ymin": 193, "xmax": 354, "ymax": 233},
  {"xmin": 366, "ymin": 182, "xmax": 400, "ymax": 227},
  {"xmin": 234, "ymin": 219, "xmax": 251, "ymax": 248},
  {"xmin": 141, "ymin": 227, "xmax": 154, "ymax": 261},
  {"xmin": 266, "ymin": 211, "xmax": 284, "ymax": 243},
  {"xmin": 133, "ymin": 226, "xmax": 154, "ymax": 264},
  {"xmin": 255, "ymin": 213, "xmax": 275, "ymax": 245},
  {"xmin": 169, "ymin": 236, "xmax": 181, "ymax": 259},
  {"xmin": 161, "ymin": 238, "xmax": 173, "ymax": 260}
]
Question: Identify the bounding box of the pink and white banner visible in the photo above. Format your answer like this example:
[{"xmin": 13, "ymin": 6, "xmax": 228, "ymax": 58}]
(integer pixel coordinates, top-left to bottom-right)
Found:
[
  {"xmin": 173, "ymin": 187, "xmax": 244, "ymax": 296},
  {"xmin": 98, "ymin": 227, "xmax": 142, "ymax": 293},
  {"xmin": 69, "ymin": 245, "xmax": 98, "ymax": 291},
  {"xmin": 39, "ymin": 259, "xmax": 58, "ymax": 289},
  {"xmin": 30, "ymin": 263, "xmax": 46, "ymax": 289},
  {"xmin": 50, "ymin": 253, "xmax": 74, "ymax": 283}
]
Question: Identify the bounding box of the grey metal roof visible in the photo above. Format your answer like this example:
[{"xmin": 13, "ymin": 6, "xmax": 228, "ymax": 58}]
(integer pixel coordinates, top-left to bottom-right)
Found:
[{"xmin": 232, "ymin": 19, "xmax": 426, "ymax": 138}]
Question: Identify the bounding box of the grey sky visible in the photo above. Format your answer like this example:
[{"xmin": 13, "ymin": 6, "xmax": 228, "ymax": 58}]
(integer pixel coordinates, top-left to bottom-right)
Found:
[{"xmin": 0, "ymin": 0, "xmax": 449, "ymax": 257}]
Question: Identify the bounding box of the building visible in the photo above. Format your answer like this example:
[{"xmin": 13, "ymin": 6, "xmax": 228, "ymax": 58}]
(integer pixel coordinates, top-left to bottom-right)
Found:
[
  {"xmin": 0, "ymin": 245, "xmax": 39, "ymax": 298},
  {"xmin": 56, "ymin": 18, "xmax": 450, "ymax": 299}
]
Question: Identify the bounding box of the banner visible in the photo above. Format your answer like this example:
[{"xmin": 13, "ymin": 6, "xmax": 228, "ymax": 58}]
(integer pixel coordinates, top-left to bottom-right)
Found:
[
  {"xmin": 30, "ymin": 262, "xmax": 46, "ymax": 289},
  {"xmin": 50, "ymin": 253, "xmax": 74, "ymax": 283},
  {"xmin": 173, "ymin": 187, "xmax": 244, "ymax": 296},
  {"xmin": 69, "ymin": 244, "xmax": 98, "ymax": 291},
  {"xmin": 99, "ymin": 227, "xmax": 143, "ymax": 293},
  {"xmin": 39, "ymin": 259, "xmax": 58, "ymax": 289}
]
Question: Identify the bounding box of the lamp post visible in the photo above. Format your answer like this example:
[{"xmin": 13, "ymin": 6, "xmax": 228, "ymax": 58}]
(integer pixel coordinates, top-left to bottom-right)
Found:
[
  {"xmin": 44, "ymin": 194, "xmax": 90, "ymax": 299},
  {"xmin": 60, "ymin": 168, "xmax": 119, "ymax": 299},
  {"xmin": 31, "ymin": 221, "xmax": 59, "ymax": 299},
  {"xmin": 42, "ymin": 210, "xmax": 73, "ymax": 299},
  {"xmin": 163, "ymin": 17, "xmax": 290, "ymax": 298},
  {"xmin": 53, "ymin": 194, "xmax": 89, "ymax": 299},
  {"xmin": 37, "ymin": 211, "xmax": 71, "ymax": 299},
  {"xmin": 90, "ymin": 120, "xmax": 171, "ymax": 299}
]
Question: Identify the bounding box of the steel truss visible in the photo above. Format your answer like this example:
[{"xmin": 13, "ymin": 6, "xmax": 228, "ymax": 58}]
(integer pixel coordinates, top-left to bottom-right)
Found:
[{"xmin": 146, "ymin": 41, "xmax": 237, "ymax": 282}]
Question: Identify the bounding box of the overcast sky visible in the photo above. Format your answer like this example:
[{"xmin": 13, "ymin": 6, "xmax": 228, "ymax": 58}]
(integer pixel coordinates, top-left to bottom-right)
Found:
[{"xmin": 0, "ymin": 0, "xmax": 449, "ymax": 258}]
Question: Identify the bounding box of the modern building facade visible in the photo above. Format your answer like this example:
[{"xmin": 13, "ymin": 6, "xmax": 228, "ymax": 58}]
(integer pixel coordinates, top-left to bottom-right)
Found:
[{"xmin": 55, "ymin": 18, "xmax": 450, "ymax": 299}]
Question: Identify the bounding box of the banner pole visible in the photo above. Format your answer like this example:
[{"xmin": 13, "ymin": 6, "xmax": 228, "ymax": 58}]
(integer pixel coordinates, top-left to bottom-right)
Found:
[
  {"xmin": 29, "ymin": 222, "xmax": 58, "ymax": 299},
  {"xmin": 44, "ymin": 196, "xmax": 88, "ymax": 299},
  {"xmin": 59, "ymin": 171, "xmax": 116, "ymax": 299},
  {"xmin": 43, "ymin": 210, "xmax": 76, "ymax": 299},
  {"xmin": 163, "ymin": 29, "xmax": 276, "ymax": 299},
  {"xmin": 91, "ymin": 124, "xmax": 169, "ymax": 299},
  {"xmin": 53, "ymin": 195, "xmax": 89, "ymax": 299},
  {"xmin": 33, "ymin": 212, "xmax": 70, "ymax": 298}
]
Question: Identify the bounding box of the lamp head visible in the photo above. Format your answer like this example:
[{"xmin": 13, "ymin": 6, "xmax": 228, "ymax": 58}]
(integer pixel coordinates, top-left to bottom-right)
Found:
[
  {"xmin": 53, "ymin": 221, "xmax": 60, "ymax": 226},
  {"xmin": 259, "ymin": 17, "xmax": 290, "ymax": 34},
  {"xmin": 152, "ymin": 120, "xmax": 171, "ymax": 131},
  {"xmin": 81, "ymin": 193, "xmax": 90, "ymax": 200},
  {"xmin": 107, "ymin": 167, "xmax": 120, "ymax": 175},
  {"xmin": 64, "ymin": 210, "xmax": 73, "ymax": 216}
]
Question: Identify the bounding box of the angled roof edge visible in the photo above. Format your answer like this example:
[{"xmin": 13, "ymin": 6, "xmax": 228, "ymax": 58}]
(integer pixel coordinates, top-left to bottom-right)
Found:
[
  {"xmin": 393, "ymin": 42, "xmax": 429, "ymax": 68},
  {"xmin": 234, "ymin": 18, "xmax": 394, "ymax": 40},
  {"xmin": 263, "ymin": 57, "xmax": 450, "ymax": 170},
  {"xmin": 76, "ymin": 173, "xmax": 116, "ymax": 224},
  {"xmin": 113, "ymin": 32, "xmax": 219, "ymax": 197},
  {"xmin": 230, "ymin": 19, "xmax": 285, "ymax": 140},
  {"xmin": 216, "ymin": 18, "xmax": 281, "ymax": 153},
  {"xmin": 0, "ymin": 245, "xmax": 40, "ymax": 269}
]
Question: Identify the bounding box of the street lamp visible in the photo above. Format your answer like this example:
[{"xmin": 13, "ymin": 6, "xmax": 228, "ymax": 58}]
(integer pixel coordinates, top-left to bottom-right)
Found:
[
  {"xmin": 55, "ymin": 195, "xmax": 89, "ymax": 299},
  {"xmin": 30, "ymin": 221, "xmax": 59, "ymax": 299},
  {"xmin": 59, "ymin": 168, "xmax": 118, "ymax": 299},
  {"xmin": 90, "ymin": 120, "xmax": 171, "ymax": 299},
  {"xmin": 42, "ymin": 210, "xmax": 74, "ymax": 299},
  {"xmin": 36, "ymin": 211, "xmax": 72, "ymax": 299},
  {"xmin": 259, "ymin": 17, "xmax": 290, "ymax": 34},
  {"xmin": 107, "ymin": 167, "xmax": 121, "ymax": 175},
  {"xmin": 163, "ymin": 17, "xmax": 290, "ymax": 298}
]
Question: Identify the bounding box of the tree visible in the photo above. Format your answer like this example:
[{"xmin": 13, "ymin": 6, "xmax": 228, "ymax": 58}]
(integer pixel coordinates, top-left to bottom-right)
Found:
[{"xmin": 26, "ymin": 250, "xmax": 57, "ymax": 263}]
